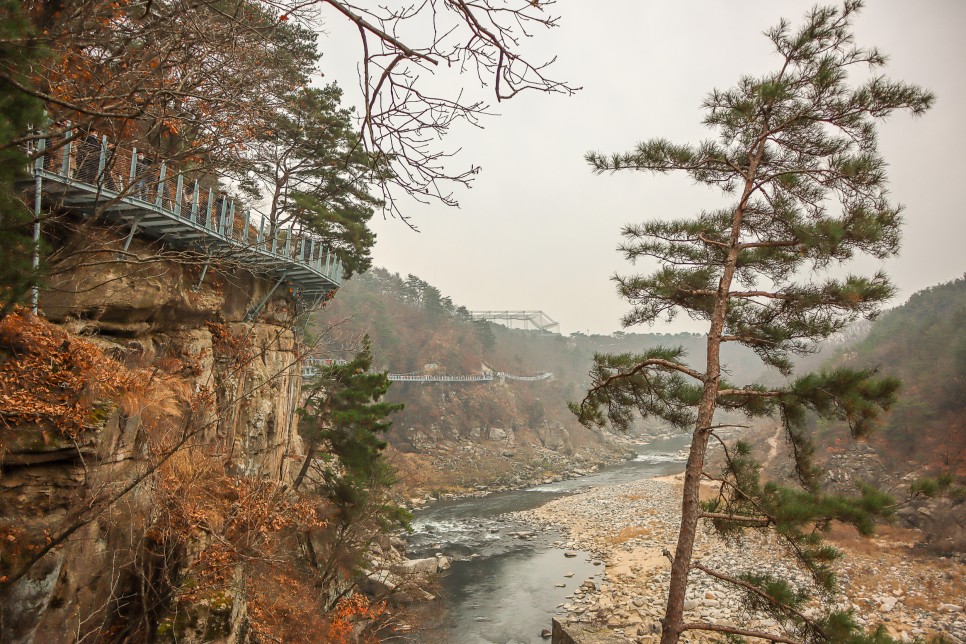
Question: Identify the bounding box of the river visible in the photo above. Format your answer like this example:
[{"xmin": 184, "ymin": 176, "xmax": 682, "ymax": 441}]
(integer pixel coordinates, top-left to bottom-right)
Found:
[{"xmin": 400, "ymin": 433, "xmax": 692, "ymax": 643}]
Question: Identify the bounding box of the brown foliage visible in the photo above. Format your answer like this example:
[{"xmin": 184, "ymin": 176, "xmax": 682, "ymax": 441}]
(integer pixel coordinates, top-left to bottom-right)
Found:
[
  {"xmin": 0, "ymin": 307, "xmax": 190, "ymax": 440},
  {"xmin": 16, "ymin": 0, "xmax": 307, "ymax": 174},
  {"xmin": 323, "ymin": 594, "xmax": 385, "ymax": 644},
  {"xmin": 0, "ymin": 307, "xmax": 138, "ymax": 437},
  {"xmin": 148, "ymin": 445, "xmax": 338, "ymax": 640},
  {"xmin": 205, "ymin": 321, "xmax": 255, "ymax": 368}
]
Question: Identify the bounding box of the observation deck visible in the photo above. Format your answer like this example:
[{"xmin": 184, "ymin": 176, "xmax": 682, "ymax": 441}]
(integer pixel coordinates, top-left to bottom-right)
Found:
[{"xmin": 467, "ymin": 310, "xmax": 560, "ymax": 333}]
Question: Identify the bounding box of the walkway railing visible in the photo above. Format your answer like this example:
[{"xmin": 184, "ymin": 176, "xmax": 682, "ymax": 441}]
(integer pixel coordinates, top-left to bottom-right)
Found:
[
  {"xmin": 300, "ymin": 358, "xmax": 552, "ymax": 383},
  {"xmin": 388, "ymin": 373, "xmax": 494, "ymax": 382},
  {"xmin": 499, "ymin": 372, "xmax": 554, "ymax": 381},
  {"xmin": 301, "ymin": 357, "xmax": 348, "ymax": 378},
  {"xmin": 29, "ymin": 129, "xmax": 343, "ymax": 305}
]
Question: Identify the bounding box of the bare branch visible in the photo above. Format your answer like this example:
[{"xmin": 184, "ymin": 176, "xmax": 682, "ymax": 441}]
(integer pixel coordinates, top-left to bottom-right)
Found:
[{"xmin": 681, "ymin": 622, "xmax": 800, "ymax": 644}]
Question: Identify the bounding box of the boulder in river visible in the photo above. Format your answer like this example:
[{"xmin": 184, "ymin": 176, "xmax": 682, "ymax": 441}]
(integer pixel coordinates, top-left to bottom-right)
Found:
[{"xmin": 390, "ymin": 555, "xmax": 450, "ymax": 584}]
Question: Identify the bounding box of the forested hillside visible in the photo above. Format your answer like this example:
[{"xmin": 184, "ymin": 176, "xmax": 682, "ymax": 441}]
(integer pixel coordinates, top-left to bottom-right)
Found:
[
  {"xmin": 309, "ymin": 268, "xmax": 767, "ymax": 492},
  {"xmin": 822, "ymin": 276, "xmax": 966, "ymax": 473}
]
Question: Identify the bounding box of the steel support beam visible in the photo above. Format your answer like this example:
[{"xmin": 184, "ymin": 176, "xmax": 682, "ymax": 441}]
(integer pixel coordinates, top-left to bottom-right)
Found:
[
  {"xmin": 195, "ymin": 262, "xmax": 210, "ymax": 291},
  {"xmin": 190, "ymin": 181, "xmax": 199, "ymax": 223},
  {"xmin": 245, "ymin": 273, "xmax": 287, "ymax": 321},
  {"xmin": 32, "ymin": 137, "xmax": 45, "ymax": 314},
  {"xmin": 155, "ymin": 162, "xmax": 167, "ymax": 208},
  {"xmin": 61, "ymin": 122, "xmax": 72, "ymax": 177},
  {"xmin": 122, "ymin": 215, "xmax": 143, "ymax": 252},
  {"xmin": 174, "ymin": 174, "xmax": 184, "ymax": 217}
]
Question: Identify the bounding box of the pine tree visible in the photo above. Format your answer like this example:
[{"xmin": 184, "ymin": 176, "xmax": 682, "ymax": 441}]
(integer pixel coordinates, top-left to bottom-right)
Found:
[
  {"xmin": 245, "ymin": 84, "xmax": 383, "ymax": 278},
  {"xmin": 0, "ymin": 0, "xmax": 45, "ymax": 318},
  {"xmin": 296, "ymin": 337, "xmax": 404, "ymax": 527},
  {"xmin": 295, "ymin": 338, "xmax": 407, "ymax": 605},
  {"xmin": 571, "ymin": 3, "xmax": 933, "ymax": 642}
]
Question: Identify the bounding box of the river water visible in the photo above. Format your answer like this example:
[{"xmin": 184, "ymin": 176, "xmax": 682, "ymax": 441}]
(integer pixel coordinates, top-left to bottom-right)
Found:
[{"xmin": 401, "ymin": 433, "xmax": 692, "ymax": 643}]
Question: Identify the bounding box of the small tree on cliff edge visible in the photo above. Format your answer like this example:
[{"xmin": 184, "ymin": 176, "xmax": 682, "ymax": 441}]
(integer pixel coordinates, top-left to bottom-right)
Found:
[
  {"xmin": 295, "ymin": 337, "xmax": 407, "ymax": 605},
  {"xmin": 572, "ymin": 3, "xmax": 933, "ymax": 643}
]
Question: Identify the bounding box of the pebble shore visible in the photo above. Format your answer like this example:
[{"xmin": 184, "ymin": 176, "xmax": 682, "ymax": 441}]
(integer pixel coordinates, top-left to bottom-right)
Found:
[{"xmin": 511, "ymin": 476, "xmax": 965, "ymax": 643}]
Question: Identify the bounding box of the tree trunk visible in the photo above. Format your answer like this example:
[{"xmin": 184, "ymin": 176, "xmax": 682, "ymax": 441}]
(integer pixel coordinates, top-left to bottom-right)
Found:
[
  {"xmin": 660, "ymin": 148, "xmax": 764, "ymax": 642},
  {"xmin": 293, "ymin": 443, "xmax": 316, "ymax": 490},
  {"xmin": 659, "ymin": 324, "xmax": 724, "ymax": 643}
]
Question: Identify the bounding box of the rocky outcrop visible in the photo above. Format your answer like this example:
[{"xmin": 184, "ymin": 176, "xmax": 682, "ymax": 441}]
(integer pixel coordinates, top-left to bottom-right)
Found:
[
  {"xmin": 551, "ymin": 617, "xmax": 580, "ymax": 644},
  {"xmin": 819, "ymin": 444, "xmax": 966, "ymax": 556},
  {"xmin": 0, "ymin": 227, "xmax": 306, "ymax": 642},
  {"xmin": 895, "ymin": 494, "xmax": 966, "ymax": 555}
]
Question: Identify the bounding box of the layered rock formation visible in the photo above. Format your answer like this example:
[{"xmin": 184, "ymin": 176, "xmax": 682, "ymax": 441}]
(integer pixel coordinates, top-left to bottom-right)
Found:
[{"xmin": 0, "ymin": 225, "xmax": 305, "ymax": 641}]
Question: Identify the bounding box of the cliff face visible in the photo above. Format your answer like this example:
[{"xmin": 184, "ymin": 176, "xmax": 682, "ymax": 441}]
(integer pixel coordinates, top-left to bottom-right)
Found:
[
  {"xmin": 0, "ymin": 226, "xmax": 305, "ymax": 642},
  {"xmin": 383, "ymin": 381, "xmax": 625, "ymax": 496}
]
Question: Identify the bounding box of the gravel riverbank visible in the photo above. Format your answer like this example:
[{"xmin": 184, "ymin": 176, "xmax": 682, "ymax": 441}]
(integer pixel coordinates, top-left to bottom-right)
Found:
[{"xmin": 511, "ymin": 476, "xmax": 965, "ymax": 643}]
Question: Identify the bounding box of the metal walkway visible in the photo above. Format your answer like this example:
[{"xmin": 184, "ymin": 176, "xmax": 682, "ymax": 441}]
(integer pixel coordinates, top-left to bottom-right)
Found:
[
  {"xmin": 301, "ymin": 358, "xmax": 552, "ymax": 383},
  {"xmin": 467, "ymin": 310, "xmax": 560, "ymax": 333},
  {"xmin": 28, "ymin": 131, "xmax": 343, "ymax": 305}
]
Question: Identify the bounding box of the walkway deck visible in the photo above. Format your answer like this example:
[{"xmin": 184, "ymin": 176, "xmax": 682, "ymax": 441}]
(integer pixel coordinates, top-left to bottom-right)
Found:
[
  {"xmin": 29, "ymin": 131, "xmax": 343, "ymax": 304},
  {"xmin": 301, "ymin": 358, "xmax": 552, "ymax": 383}
]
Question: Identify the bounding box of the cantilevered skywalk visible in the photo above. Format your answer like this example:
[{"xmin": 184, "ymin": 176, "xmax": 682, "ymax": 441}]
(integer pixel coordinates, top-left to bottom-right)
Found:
[{"xmin": 27, "ymin": 131, "xmax": 343, "ymax": 309}]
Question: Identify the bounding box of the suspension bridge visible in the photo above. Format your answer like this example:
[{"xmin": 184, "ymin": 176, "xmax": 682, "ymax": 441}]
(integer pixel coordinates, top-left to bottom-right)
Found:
[
  {"xmin": 467, "ymin": 310, "xmax": 560, "ymax": 333},
  {"xmin": 301, "ymin": 358, "xmax": 552, "ymax": 383},
  {"xmin": 26, "ymin": 129, "xmax": 343, "ymax": 317}
]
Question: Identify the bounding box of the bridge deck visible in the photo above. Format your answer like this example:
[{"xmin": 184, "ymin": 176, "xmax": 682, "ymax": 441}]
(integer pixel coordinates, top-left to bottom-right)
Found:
[
  {"xmin": 29, "ymin": 132, "xmax": 343, "ymax": 301},
  {"xmin": 301, "ymin": 359, "xmax": 552, "ymax": 382}
]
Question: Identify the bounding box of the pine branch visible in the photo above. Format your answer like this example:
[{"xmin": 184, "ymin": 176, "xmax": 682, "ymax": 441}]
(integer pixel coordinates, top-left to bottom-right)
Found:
[
  {"xmin": 702, "ymin": 435, "xmax": 837, "ymax": 588},
  {"xmin": 585, "ymin": 358, "xmax": 706, "ymax": 397},
  {"xmin": 691, "ymin": 560, "xmax": 830, "ymax": 641},
  {"xmin": 698, "ymin": 511, "xmax": 770, "ymax": 526},
  {"xmin": 717, "ymin": 388, "xmax": 784, "ymax": 397}
]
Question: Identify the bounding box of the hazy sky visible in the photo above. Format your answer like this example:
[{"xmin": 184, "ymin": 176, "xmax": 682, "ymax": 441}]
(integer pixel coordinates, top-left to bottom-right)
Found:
[{"xmin": 319, "ymin": 1, "xmax": 966, "ymax": 335}]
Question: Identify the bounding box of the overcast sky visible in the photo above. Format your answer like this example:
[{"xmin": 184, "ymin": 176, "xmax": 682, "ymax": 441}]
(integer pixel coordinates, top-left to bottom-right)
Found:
[{"xmin": 319, "ymin": 1, "xmax": 965, "ymax": 336}]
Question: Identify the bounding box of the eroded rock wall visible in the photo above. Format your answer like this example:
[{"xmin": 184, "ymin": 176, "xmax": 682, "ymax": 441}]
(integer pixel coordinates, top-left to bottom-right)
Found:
[{"xmin": 1, "ymin": 227, "xmax": 306, "ymax": 642}]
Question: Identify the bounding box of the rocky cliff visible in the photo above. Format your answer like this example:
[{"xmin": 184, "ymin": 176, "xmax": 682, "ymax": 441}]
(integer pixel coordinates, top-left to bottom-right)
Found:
[
  {"xmin": 384, "ymin": 382, "xmax": 628, "ymax": 497},
  {"xmin": 0, "ymin": 224, "xmax": 307, "ymax": 641}
]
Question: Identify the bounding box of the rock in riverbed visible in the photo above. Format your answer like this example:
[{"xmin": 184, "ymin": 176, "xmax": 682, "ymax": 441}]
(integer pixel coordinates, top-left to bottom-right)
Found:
[{"xmin": 511, "ymin": 477, "xmax": 966, "ymax": 643}]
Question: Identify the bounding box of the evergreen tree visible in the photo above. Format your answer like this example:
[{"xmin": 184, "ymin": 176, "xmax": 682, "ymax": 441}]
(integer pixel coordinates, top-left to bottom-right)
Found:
[
  {"xmin": 296, "ymin": 337, "xmax": 404, "ymax": 528},
  {"xmin": 0, "ymin": 0, "xmax": 45, "ymax": 318},
  {"xmin": 245, "ymin": 84, "xmax": 383, "ymax": 278},
  {"xmin": 295, "ymin": 338, "xmax": 407, "ymax": 605},
  {"xmin": 474, "ymin": 320, "xmax": 497, "ymax": 353},
  {"xmin": 572, "ymin": 3, "xmax": 933, "ymax": 642}
]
